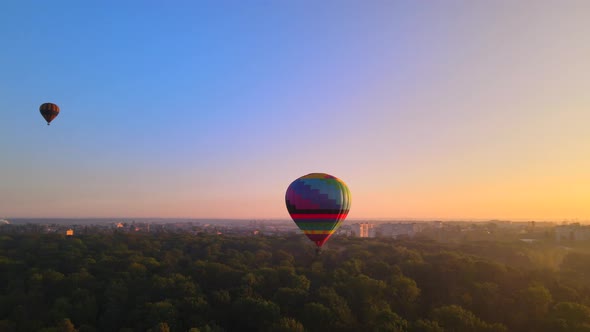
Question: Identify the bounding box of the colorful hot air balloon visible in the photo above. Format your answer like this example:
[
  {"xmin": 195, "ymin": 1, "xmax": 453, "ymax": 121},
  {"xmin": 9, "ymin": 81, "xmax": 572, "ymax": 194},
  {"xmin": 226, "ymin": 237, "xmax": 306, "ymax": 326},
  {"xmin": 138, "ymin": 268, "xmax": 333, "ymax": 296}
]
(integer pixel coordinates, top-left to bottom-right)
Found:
[
  {"xmin": 285, "ymin": 173, "xmax": 351, "ymax": 248},
  {"xmin": 39, "ymin": 103, "xmax": 60, "ymax": 125}
]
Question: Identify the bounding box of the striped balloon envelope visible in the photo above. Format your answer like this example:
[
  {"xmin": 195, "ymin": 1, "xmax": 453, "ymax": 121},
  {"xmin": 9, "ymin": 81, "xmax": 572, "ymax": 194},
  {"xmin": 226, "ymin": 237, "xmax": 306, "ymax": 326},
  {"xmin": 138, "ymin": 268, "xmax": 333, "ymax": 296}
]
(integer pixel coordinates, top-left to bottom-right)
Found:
[
  {"xmin": 285, "ymin": 173, "xmax": 351, "ymax": 248},
  {"xmin": 39, "ymin": 102, "xmax": 60, "ymax": 125}
]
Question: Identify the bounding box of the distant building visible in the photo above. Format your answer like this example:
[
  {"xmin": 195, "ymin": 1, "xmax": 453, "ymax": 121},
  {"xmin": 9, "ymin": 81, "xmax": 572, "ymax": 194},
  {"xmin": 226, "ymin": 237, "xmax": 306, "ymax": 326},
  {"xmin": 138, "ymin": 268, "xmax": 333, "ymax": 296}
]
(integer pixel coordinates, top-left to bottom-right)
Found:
[
  {"xmin": 555, "ymin": 224, "xmax": 590, "ymax": 242},
  {"xmin": 377, "ymin": 223, "xmax": 423, "ymax": 238},
  {"xmin": 66, "ymin": 229, "xmax": 74, "ymax": 236},
  {"xmin": 350, "ymin": 223, "xmax": 376, "ymax": 238}
]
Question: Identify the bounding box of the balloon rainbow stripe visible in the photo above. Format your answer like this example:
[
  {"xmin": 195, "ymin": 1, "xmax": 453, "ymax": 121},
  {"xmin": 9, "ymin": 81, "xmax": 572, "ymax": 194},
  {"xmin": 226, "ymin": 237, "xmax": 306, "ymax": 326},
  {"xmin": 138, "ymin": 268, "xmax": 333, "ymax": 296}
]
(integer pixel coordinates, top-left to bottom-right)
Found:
[{"xmin": 285, "ymin": 173, "xmax": 351, "ymax": 247}]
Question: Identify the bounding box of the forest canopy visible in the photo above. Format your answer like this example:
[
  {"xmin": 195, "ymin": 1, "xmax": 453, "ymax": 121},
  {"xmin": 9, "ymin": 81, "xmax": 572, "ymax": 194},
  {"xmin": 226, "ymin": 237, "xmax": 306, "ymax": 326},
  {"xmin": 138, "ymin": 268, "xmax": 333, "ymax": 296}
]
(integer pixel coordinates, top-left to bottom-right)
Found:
[{"xmin": 1, "ymin": 230, "xmax": 590, "ymax": 331}]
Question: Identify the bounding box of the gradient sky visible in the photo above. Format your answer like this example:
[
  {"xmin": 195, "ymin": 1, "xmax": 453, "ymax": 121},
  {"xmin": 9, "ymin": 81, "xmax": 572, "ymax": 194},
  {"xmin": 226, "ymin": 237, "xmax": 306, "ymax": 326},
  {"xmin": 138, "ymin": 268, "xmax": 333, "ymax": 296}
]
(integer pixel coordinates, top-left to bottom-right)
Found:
[{"xmin": 1, "ymin": 1, "xmax": 589, "ymax": 220}]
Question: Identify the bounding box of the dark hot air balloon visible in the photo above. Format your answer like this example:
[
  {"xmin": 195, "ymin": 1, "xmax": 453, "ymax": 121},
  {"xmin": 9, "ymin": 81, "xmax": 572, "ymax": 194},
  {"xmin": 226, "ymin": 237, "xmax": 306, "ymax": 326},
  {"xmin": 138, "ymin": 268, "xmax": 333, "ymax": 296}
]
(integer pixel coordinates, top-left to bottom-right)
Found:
[
  {"xmin": 285, "ymin": 173, "xmax": 351, "ymax": 248},
  {"xmin": 40, "ymin": 103, "xmax": 60, "ymax": 125}
]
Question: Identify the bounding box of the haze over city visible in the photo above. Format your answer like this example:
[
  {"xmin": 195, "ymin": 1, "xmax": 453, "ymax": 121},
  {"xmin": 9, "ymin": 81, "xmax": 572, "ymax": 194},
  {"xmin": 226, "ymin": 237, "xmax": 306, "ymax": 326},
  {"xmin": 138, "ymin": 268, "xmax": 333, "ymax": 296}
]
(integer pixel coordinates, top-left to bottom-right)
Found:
[{"xmin": 1, "ymin": 1, "xmax": 589, "ymax": 221}]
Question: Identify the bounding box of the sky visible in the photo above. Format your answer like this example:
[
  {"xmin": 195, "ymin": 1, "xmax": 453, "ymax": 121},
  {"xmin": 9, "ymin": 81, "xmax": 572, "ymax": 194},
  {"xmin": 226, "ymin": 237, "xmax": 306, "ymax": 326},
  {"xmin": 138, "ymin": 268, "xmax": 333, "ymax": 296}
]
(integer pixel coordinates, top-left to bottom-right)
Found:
[{"xmin": 1, "ymin": 1, "xmax": 589, "ymax": 221}]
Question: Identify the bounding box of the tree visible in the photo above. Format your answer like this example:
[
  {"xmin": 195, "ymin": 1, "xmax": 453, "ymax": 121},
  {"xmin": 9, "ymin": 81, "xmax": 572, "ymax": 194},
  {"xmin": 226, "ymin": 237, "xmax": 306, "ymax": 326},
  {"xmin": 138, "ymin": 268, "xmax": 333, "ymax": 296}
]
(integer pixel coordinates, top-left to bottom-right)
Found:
[
  {"xmin": 229, "ymin": 297, "xmax": 280, "ymax": 332},
  {"xmin": 337, "ymin": 274, "xmax": 389, "ymax": 324},
  {"xmin": 315, "ymin": 287, "xmax": 355, "ymax": 329},
  {"xmin": 412, "ymin": 319, "xmax": 443, "ymax": 332},
  {"xmin": 372, "ymin": 310, "xmax": 408, "ymax": 332},
  {"xmin": 432, "ymin": 305, "xmax": 507, "ymax": 332},
  {"xmin": 548, "ymin": 302, "xmax": 590, "ymax": 332},
  {"xmin": 143, "ymin": 301, "xmax": 177, "ymax": 331},
  {"xmin": 58, "ymin": 318, "xmax": 78, "ymax": 332},
  {"xmin": 148, "ymin": 322, "xmax": 170, "ymax": 332},
  {"xmin": 301, "ymin": 302, "xmax": 334, "ymax": 332},
  {"xmin": 470, "ymin": 282, "xmax": 500, "ymax": 323},
  {"xmin": 0, "ymin": 320, "xmax": 16, "ymax": 332},
  {"xmin": 511, "ymin": 284, "xmax": 552, "ymax": 330},
  {"xmin": 389, "ymin": 274, "xmax": 420, "ymax": 317},
  {"xmin": 273, "ymin": 288, "xmax": 308, "ymax": 318},
  {"xmin": 268, "ymin": 317, "xmax": 305, "ymax": 332}
]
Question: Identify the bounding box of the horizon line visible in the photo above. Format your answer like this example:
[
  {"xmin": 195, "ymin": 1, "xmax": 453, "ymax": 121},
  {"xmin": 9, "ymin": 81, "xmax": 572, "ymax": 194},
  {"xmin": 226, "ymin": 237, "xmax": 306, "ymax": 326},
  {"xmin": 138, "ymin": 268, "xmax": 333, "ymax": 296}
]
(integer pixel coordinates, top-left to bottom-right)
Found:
[{"xmin": 3, "ymin": 216, "xmax": 588, "ymax": 223}]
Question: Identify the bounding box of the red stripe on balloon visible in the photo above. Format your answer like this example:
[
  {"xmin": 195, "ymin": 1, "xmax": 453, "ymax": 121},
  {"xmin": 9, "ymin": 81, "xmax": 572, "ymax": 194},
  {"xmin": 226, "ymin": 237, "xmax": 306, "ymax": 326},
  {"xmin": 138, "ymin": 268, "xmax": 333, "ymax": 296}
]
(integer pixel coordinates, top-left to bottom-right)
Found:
[{"xmin": 289, "ymin": 213, "xmax": 348, "ymax": 219}]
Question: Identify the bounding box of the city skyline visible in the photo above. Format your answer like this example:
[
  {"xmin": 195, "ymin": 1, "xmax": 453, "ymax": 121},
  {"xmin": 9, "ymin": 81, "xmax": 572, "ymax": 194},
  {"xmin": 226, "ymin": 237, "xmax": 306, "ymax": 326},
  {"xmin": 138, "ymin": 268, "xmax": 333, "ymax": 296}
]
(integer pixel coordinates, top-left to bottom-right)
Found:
[{"xmin": 1, "ymin": 1, "xmax": 589, "ymax": 220}]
